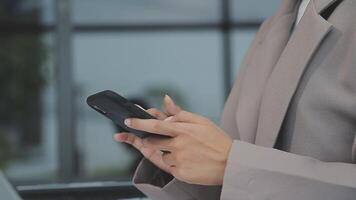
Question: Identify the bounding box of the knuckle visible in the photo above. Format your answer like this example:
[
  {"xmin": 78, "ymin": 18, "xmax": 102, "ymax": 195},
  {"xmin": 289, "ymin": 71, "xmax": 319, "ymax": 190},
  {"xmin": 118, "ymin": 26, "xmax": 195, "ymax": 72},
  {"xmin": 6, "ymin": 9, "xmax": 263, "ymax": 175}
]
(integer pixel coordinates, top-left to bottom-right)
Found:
[
  {"xmin": 162, "ymin": 153, "xmax": 169, "ymax": 162},
  {"xmin": 142, "ymin": 138, "xmax": 150, "ymax": 146},
  {"xmin": 146, "ymin": 108, "xmax": 154, "ymax": 113},
  {"xmin": 178, "ymin": 110, "xmax": 187, "ymax": 117},
  {"xmin": 175, "ymin": 152, "xmax": 185, "ymax": 163},
  {"xmin": 171, "ymin": 138, "xmax": 183, "ymax": 149},
  {"xmin": 173, "ymin": 166, "xmax": 185, "ymax": 178},
  {"xmin": 148, "ymin": 108, "xmax": 159, "ymax": 115},
  {"xmin": 146, "ymin": 109, "xmax": 157, "ymax": 117},
  {"xmin": 167, "ymin": 139, "xmax": 176, "ymax": 148},
  {"xmin": 127, "ymin": 135, "xmax": 135, "ymax": 144},
  {"xmin": 170, "ymin": 152, "xmax": 179, "ymax": 162}
]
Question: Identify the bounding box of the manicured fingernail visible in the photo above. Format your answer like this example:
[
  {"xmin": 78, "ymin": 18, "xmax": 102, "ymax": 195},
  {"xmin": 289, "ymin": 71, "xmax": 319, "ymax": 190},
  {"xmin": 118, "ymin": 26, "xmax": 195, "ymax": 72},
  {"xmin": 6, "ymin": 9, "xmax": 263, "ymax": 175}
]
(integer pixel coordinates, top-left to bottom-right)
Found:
[
  {"xmin": 165, "ymin": 94, "xmax": 174, "ymax": 104},
  {"xmin": 113, "ymin": 134, "xmax": 120, "ymax": 141},
  {"xmin": 124, "ymin": 119, "xmax": 131, "ymax": 127},
  {"xmin": 113, "ymin": 134, "xmax": 123, "ymax": 142}
]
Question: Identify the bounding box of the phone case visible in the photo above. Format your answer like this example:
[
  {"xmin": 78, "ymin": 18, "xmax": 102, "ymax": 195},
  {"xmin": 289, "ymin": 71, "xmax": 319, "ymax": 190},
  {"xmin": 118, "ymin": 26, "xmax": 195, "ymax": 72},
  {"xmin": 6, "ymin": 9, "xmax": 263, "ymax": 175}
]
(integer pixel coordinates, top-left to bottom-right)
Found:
[{"xmin": 87, "ymin": 90, "xmax": 156, "ymax": 138}]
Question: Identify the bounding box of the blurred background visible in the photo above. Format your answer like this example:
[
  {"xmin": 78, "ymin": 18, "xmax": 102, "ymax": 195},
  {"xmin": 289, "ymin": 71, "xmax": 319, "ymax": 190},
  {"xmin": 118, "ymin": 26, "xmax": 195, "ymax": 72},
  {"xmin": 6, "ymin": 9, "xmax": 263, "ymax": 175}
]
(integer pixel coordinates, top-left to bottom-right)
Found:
[{"xmin": 0, "ymin": 0, "xmax": 281, "ymax": 199}]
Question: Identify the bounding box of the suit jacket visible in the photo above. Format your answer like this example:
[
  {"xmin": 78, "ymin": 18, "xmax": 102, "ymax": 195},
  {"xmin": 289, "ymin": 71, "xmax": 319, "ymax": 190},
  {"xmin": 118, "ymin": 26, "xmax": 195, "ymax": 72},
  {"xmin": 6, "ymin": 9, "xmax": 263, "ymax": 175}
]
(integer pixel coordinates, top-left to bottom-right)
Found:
[{"xmin": 132, "ymin": 0, "xmax": 356, "ymax": 199}]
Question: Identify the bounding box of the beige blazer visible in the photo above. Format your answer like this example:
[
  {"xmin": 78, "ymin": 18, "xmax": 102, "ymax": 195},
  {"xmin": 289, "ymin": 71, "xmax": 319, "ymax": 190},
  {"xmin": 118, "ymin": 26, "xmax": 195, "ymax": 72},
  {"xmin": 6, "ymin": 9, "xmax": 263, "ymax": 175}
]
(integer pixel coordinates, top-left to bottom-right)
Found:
[{"xmin": 133, "ymin": 0, "xmax": 356, "ymax": 199}]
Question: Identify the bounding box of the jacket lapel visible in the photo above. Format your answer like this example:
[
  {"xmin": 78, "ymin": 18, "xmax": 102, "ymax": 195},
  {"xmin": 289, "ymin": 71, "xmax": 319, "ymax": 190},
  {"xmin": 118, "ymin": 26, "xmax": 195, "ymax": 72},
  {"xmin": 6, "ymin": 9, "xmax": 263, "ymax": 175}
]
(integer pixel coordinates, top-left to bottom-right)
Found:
[
  {"xmin": 255, "ymin": 0, "xmax": 335, "ymax": 147},
  {"xmin": 235, "ymin": 0, "xmax": 299, "ymax": 143}
]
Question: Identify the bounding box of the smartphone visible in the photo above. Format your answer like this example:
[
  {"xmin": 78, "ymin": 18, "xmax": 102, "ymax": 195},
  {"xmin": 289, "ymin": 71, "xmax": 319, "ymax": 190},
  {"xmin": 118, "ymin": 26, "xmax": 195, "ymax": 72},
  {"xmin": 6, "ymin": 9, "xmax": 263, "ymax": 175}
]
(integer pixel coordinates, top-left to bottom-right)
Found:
[{"xmin": 87, "ymin": 90, "xmax": 157, "ymax": 138}]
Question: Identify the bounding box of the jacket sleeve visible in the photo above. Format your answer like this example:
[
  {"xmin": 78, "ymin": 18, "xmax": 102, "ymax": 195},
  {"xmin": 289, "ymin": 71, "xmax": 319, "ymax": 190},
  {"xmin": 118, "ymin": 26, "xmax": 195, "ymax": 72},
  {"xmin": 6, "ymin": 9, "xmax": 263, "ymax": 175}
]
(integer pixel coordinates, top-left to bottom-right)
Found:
[
  {"xmin": 133, "ymin": 158, "xmax": 221, "ymax": 200},
  {"xmin": 221, "ymin": 140, "xmax": 356, "ymax": 200}
]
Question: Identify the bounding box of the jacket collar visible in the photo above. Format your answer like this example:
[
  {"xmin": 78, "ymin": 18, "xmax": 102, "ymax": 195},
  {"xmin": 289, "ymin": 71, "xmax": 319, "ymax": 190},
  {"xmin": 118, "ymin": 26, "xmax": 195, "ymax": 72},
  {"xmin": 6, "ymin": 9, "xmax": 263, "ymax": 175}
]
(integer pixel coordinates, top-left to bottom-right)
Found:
[
  {"xmin": 254, "ymin": 0, "xmax": 337, "ymax": 147},
  {"xmin": 315, "ymin": 0, "xmax": 341, "ymax": 13},
  {"xmin": 235, "ymin": 0, "xmax": 300, "ymax": 143}
]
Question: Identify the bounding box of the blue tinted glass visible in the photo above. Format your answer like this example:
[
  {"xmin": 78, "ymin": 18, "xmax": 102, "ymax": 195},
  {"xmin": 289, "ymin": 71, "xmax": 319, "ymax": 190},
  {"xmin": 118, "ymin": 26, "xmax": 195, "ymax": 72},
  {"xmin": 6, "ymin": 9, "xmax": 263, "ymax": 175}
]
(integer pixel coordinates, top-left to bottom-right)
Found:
[
  {"xmin": 72, "ymin": 0, "xmax": 221, "ymax": 24},
  {"xmin": 73, "ymin": 32, "xmax": 224, "ymax": 178},
  {"xmin": 232, "ymin": 0, "xmax": 282, "ymax": 21},
  {"xmin": 2, "ymin": 33, "xmax": 58, "ymax": 183}
]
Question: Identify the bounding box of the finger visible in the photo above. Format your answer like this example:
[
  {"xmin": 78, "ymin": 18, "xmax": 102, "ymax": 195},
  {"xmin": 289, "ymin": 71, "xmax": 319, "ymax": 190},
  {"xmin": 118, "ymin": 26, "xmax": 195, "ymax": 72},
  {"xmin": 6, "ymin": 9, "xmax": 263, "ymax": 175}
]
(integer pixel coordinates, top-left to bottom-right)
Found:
[
  {"xmin": 164, "ymin": 95, "xmax": 181, "ymax": 116},
  {"xmin": 114, "ymin": 133, "xmax": 157, "ymax": 160},
  {"xmin": 114, "ymin": 132, "xmax": 129, "ymax": 142},
  {"xmin": 143, "ymin": 137, "xmax": 174, "ymax": 151},
  {"xmin": 162, "ymin": 152, "xmax": 176, "ymax": 166},
  {"xmin": 146, "ymin": 108, "xmax": 168, "ymax": 120},
  {"xmin": 125, "ymin": 118, "xmax": 179, "ymax": 137},
  {"xmin": 115, "ymin": 133, "xmax": 171, "ymax": 173},
  {"xmin": 168, "ymin": 110, "xmax": 211, "ymax": 125},
  {"xmin": 114, "ymin": 132, "xmax": 144, "ymax": 150}
]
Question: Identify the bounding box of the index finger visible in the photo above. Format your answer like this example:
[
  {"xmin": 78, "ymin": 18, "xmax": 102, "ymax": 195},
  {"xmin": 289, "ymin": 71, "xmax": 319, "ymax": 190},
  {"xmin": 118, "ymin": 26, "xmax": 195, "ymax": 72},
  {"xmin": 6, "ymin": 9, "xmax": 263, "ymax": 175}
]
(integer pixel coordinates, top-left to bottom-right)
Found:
[
  {"xmin": 125, "ymin": 118, "xmax": 179, "ymax": 137},
  {"xmin": 146, "ymin": 108, "xmax": 168, "ymax": 120}
]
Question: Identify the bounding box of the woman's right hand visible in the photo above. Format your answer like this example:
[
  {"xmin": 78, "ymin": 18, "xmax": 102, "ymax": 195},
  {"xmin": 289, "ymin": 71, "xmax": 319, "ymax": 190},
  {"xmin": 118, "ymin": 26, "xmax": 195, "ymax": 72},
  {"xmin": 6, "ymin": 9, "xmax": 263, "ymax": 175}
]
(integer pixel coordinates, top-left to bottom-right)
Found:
[{"xmin": 114, "ymin": 95, "xmax": 181, "ymax": 174}]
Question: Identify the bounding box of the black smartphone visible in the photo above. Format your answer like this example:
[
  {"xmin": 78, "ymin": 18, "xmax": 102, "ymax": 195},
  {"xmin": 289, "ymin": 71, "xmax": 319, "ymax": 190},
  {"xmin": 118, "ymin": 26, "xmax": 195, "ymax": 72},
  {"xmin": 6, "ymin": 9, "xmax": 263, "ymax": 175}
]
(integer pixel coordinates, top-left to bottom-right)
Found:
[{"xmin": 87, "ymin": 90, "xmax": 157, "ymax": 138}]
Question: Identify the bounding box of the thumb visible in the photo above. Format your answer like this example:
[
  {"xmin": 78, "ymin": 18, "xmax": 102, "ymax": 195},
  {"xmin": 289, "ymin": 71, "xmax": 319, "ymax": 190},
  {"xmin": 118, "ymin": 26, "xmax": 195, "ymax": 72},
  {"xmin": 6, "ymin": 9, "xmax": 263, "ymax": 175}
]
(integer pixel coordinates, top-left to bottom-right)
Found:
[{"xmin": 164, "ymin": 95, "xmax": 181, "ymax": 116}]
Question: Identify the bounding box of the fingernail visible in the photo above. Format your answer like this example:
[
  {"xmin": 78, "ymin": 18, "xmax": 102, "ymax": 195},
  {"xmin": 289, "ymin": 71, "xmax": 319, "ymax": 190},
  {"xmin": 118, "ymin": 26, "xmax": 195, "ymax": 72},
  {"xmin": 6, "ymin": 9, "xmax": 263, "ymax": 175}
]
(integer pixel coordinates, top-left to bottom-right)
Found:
[
  {"xmin": 124, "ymin": 119, "xmax": 131, "ymax": 127},
  {"xmin": 113, "ymin": 134, "xmax": 123, "ymax": 142},
  {"xmin": 113, "ymin": 134, "xmax": 118, "ymax": 141},
  {"xmin": 165, "ymin": 94, "xmax": 174, "ymax": 104},
  {"xmin": 114, "ymin": 135, "xmax": 120, "ymax": 141}
]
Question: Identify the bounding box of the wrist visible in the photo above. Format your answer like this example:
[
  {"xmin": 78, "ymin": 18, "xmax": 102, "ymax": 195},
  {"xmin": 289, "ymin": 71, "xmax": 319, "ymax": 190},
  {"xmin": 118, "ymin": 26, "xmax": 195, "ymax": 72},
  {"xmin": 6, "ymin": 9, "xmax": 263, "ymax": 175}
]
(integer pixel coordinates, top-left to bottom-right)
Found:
[{"xmin": 217, "ymin": 138, "xmax": 233, "ymax": 185}]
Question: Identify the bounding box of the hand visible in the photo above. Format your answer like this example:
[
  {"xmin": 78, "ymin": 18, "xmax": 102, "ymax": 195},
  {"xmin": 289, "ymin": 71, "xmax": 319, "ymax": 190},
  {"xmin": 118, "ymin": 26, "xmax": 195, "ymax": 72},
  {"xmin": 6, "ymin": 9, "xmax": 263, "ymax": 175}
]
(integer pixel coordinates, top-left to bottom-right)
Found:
[
  {"xmin": 116, "ymin": 98, "xmax": 233, "ymax": 186},
  {"xmin": 114, "ymin": 95, "xmax": 181, "ymax": 174}
]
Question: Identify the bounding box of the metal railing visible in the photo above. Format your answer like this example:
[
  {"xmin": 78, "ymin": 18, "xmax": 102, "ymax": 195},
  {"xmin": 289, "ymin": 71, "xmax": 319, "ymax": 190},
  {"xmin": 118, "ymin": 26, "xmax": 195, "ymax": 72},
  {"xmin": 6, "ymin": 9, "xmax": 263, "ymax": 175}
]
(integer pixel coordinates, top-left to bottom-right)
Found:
[{"xmin": 17, "ymin": 181, "xmax": 146, "ymax": 200}]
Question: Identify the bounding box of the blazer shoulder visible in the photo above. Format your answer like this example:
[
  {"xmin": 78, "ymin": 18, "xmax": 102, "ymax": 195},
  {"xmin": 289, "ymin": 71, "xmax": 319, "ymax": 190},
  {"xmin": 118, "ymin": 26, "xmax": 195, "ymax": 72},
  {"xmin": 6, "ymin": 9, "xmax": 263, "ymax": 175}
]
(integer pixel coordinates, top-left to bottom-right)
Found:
[
  {"xmin": 327, "ymin": 0, "xmax": 356, "ymax": 33},
  {"xmin": 333, "ymin": 0, "xmax": 356, "ymax": 20}
]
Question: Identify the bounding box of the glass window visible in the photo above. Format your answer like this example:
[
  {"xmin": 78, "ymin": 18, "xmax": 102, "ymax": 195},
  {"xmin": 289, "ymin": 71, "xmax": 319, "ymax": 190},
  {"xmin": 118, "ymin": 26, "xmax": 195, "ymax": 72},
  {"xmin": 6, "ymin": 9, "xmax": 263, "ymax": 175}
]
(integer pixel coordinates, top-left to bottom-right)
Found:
[
  {"xmin": 0, "ymin": 0, "xmax": 57, "ymax": 184},
  {"xmin": 0, "ymin": 0, "xmax": 272, "ymax": 192},
  {"xmin": 73, "ymin": 32, "xmax": 224, "ymax": 180},
  {"xmin": 0, "ymin": 0, "xmax": 55, "ymax": 25},
  {"xmin": 1, "ymin": 33, "xmax": 57, "ymax": 183},
  {"xmin": 71, "ymin": 0, "xmax": 221, "ymax": 25},
  {"xmin": 232, "ymin": 0, "xmax": 282, "ymax": 21},
  {"xmin": 40, "ymin": 0, "xmax": 56, "ymax": 25}
]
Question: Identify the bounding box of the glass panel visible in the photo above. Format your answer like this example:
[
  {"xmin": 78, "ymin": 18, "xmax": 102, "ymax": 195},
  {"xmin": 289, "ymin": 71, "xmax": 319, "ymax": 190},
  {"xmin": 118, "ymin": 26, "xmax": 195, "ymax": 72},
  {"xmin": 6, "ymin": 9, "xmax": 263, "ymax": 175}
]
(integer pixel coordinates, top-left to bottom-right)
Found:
[
  {"xmin": 0, "ymin": 33, "xmax": 57, "ymax": 183},
  {"xmin": 40, "ymin": 0, "xmax": 55, "ymax": 25},
  {"xmin": 73, "ymin": 32, "xmax": 223, "ymax": 179},
  {"xmin": 72, "ymin": 0, "xmax": 221, "ymax": 24},
  {"xmin": 232, "ymin": 0, "xmax": 283, "ymax": 21},
  {"xmin": 0, "ymin": 0, "xmax": 55, "ymax": 25},
  {"xmin": 232, "ymin": 28, "xmax": 258, "ymax": 79}
]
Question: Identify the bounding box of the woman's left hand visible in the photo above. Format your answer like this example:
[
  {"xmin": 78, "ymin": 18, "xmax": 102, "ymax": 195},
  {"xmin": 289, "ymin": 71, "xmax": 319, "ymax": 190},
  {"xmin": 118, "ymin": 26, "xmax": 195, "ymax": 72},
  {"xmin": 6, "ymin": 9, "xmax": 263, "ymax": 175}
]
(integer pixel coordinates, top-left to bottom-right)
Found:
[{"xmin": 123, "ymin": 110, "xmax": 233, "ymax": 185}]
